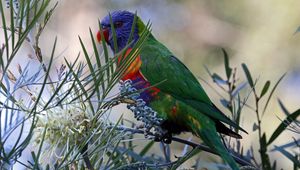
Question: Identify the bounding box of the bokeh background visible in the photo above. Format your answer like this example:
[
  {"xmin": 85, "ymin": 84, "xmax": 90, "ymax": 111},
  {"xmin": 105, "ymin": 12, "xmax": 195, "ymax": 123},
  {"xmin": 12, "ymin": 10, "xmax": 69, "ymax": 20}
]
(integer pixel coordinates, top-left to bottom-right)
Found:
[
  {"xmin": 2, "ymin": 0, "xmax": 300, "ymax": 169},
  {"xmin": 47, "ymin": 0, "xmax": 300, "ymax": 110},
  {"xmin": 39, "ymin": 0, "xmax": 300, "ymax": 169}
]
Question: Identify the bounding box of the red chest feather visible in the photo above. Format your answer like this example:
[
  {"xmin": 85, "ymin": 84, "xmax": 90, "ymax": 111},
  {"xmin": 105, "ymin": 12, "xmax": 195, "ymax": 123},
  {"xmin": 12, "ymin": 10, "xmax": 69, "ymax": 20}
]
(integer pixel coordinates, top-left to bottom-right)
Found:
[
  {"xmin": 117, "ymin": 48, "xmax": 142, "ymax": 81},
  {"xmin": 117, "ymin": 48, "xmax": 160, "ymax": 101}
]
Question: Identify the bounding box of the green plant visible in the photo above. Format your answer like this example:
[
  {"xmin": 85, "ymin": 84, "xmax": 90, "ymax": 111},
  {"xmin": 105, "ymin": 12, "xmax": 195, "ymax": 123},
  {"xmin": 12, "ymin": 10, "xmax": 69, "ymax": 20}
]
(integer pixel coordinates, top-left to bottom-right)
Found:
[
  {"xmin": 0, "ymin": 0, "xmax": 152, "ymax": 169},
  {"xmin": 1, "ymin": 1, "xmax": 299, "ymax": 169},
  {"xmin": 202, "ymin": 49, "xmax": 299, "ymax": 170}
]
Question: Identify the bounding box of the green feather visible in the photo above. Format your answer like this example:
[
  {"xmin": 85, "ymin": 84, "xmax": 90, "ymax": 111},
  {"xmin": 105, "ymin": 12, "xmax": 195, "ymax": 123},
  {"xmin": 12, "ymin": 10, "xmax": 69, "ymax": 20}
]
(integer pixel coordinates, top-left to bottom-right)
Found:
[
  {"xmin": 135, "ymin": 20, "xmax": 247, "ymax": 169},
  {"xmin": 149, "ymin": 93, "xmax": 240, "ymax": 169},
  {"xmin": 138, "ymin": 35, "xmax": 246, "ymax": 133},
  {"xmin": 189, "ymin": 120, "xmax": 240, "ymax": 170}
]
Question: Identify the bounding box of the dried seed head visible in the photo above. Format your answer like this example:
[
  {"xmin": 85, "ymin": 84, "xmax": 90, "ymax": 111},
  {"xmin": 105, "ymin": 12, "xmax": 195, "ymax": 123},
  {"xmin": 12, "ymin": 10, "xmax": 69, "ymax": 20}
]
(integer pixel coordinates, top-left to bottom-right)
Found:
[
  {"xmin": 57, "ymin": 64, "xmax": 66, "ymax": 80},
  {"xmin": 17, "ymin": 64, "xmax": 22, "ymax": 74},
  {"xmin": 7, "ymin": 69, "xmax": 16, "ymax": 82},
  {"xmin": 35, "ymin": 47, "xmax": 43, "ymax": 62},
  {"xmin": 119, "ymin": 80, "xmax": 164, "ymax": 139}
]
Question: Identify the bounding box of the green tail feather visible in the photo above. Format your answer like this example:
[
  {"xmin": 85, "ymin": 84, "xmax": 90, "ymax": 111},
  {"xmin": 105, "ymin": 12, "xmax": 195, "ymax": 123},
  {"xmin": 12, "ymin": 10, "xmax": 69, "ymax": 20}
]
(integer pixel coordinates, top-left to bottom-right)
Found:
[{"xmin": 188, "ymin": 115, "xmax": 240, "ymax": 170}]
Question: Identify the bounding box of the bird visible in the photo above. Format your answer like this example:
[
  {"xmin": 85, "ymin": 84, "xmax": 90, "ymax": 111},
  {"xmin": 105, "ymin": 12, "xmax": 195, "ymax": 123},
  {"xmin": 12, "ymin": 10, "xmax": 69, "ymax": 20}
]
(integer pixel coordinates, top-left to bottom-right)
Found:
[{"xmin": 96, "ymin": 10, "xmax": 247, "ymax": 170}]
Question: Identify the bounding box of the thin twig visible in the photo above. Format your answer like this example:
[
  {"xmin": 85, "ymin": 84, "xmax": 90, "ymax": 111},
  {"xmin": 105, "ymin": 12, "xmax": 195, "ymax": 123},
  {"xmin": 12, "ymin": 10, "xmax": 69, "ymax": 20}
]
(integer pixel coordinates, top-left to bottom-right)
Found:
[{"xmin": 112, "ymin": 126, "xmax": 256, "ymax": 168}]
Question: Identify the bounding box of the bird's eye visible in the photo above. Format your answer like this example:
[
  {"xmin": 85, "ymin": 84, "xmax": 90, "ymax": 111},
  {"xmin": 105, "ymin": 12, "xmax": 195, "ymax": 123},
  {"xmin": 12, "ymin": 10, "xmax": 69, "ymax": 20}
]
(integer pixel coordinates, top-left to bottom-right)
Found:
[{"xmin": 114, "ymin": 21, "xmax": 123, "ymax": 28}]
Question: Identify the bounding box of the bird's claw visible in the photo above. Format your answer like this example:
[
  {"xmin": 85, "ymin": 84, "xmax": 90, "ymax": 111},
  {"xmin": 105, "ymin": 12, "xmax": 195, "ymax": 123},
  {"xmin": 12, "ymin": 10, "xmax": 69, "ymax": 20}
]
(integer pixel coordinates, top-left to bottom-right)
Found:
[
  {"xmin": 163, "ymin": 136, "xmax": 172, "ymax": 144},
  {"xmin": 154, "ymin": 135, "xmax": 162, "ymax": 142},
  {"xmin": 153, "ymin": 132, "xmax": 172, "ymax": 144}
]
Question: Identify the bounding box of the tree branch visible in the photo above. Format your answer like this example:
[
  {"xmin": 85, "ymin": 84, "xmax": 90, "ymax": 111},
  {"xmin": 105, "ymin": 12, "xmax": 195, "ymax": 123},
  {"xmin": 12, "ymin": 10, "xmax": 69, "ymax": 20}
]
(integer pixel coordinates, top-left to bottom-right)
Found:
[{"xmin": 114, "ymin": 126, "xmax": 256, "ymax": 168}]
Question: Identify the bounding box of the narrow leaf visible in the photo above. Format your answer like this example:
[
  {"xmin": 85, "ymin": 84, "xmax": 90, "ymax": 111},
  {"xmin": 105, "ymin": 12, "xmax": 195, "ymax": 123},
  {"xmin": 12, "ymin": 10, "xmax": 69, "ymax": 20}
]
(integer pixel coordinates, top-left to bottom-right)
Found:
[
  {"xmin": 139, "ymin": 141, "xmax": 155, "ymax": 156},
  {"xmin": 0, "ymin": 0, "xmax": 9, "ymax": 61},
  {"xmin": 241, "ymin": 63, "xmax": 254, "ymax": 88},
  {"xmin": 212, "ymin": 73, "xmax": 227, "ymax": 85},
  {"xmin": 267, "ymin": 108, "xmax": 300, "ymax": 145},
  {"xmin": 222, "ymin": 48, "xmax": 232, "ymax": 79},
  {"xmin": 270, "ymin": 138, "xmax": 300, "ymax": 152},
  {"xmin": 231, "ymin": 82, "xmax": 247, "ymax": 97},
  {"xmin": 260, "ymin": 80, "xmax": 270, "ymax": 98},
  {"xmin": 89, "ymin": 28, "xmax": 101, "ymax": 69},
  {"xmin": 220, "ymin": 99, "xmax": 229, "ymax": 108},
  {"xmin": 10, "ymin": 0, "xmax": 15, "ymax": 50},
  {"xmin": 278, "ymin": 99, "xmax": 290, "ymax": 116},
  {"xmin": 262, "ymin": 73, "xmax": 286, "ymax": 115},
  {"xmin": 273, "ymin": 146, "xmax": 300, "ymax": 168},
  {"xmin": 109, "ymin": 13, "xmax": 118, "ymax": 53}
]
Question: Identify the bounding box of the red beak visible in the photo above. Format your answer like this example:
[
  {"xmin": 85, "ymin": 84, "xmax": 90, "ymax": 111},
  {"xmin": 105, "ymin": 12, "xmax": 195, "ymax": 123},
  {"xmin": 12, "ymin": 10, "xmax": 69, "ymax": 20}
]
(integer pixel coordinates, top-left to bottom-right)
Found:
[{"xmin": 96, "ymin": 29, "xmax": 109, "ymax": 43}]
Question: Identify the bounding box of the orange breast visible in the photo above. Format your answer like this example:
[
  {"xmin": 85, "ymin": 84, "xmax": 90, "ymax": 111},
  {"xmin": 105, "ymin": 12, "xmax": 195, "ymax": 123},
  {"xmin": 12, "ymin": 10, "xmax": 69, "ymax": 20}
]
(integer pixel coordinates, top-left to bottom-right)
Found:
[
  {"xmin": 117, "ymin": 48, "xmax": 161, "ymax": 103},
  {"xmin": 117, "ymin": 48, "xmax": 142, "ymax": 81}
]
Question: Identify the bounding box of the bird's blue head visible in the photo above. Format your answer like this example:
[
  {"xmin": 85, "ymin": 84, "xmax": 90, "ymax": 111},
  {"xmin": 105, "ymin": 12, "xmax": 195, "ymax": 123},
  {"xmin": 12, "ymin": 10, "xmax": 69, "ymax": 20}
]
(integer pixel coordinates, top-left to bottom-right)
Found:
[{"xmin": 97, "ymin": 10, "xmax": 140, "ymax": 53}]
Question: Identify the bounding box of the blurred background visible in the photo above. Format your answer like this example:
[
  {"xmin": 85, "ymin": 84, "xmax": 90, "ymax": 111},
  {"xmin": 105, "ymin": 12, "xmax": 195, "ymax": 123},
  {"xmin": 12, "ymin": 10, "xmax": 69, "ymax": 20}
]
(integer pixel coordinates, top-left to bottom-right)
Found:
[
  {"xmin": 46, "ymin": 0, "xmax": 300, "ymax": 110},
  {"xmin": 42, "ymin": 0, "xmax": 300, "ymax": 169},
  {"xmin": 2, "ymin": 0, "xmax": 300, "ymax": 169}
]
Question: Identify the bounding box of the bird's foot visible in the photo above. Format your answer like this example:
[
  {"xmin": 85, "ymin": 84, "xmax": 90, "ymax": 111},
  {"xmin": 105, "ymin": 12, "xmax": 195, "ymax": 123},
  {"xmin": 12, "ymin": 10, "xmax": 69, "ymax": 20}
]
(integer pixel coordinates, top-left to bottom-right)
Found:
[
  {"xmin": 163, "ymin": 133, "xmax": 172, "ymax": 144},
  {"xmin": 153, "ymin": 131, "xmax": 172, "ymax": 144}
]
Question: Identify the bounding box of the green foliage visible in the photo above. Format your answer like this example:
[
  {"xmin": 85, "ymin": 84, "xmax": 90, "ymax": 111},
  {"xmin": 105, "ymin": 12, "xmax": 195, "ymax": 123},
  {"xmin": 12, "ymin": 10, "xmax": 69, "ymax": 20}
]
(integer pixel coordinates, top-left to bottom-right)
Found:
[
  {"xmin": 268, "ymin": 106, "xmax": 300, "ymax": 145},
  {"xmin": 260, "ymin": 80, "xmax": 270, "ymax": 99},
  {"xmin": 0, "ymin": 0, "xmax": 53, "ymax": 168},
  {"xmin": 204, "ymin": 49, "xmax": 299, "ymax": 169},
  {"xmin": 222, "ymin": 48, "xmax": 232, "ymax": 80},
  {"xmin": 0, "ymin": 1, "xmax": 299, "ymax": 169},
  {"xmin": 0, "ymin": 1, "xmax": 152, "ymax": 169}
]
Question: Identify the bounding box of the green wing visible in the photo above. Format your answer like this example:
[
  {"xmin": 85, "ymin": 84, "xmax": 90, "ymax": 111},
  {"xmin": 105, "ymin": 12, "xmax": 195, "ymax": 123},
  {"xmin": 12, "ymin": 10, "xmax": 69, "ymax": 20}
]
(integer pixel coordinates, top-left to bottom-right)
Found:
[{"xmin": 140, "ymin": 37, "xmax": 246, "ymax": 133}]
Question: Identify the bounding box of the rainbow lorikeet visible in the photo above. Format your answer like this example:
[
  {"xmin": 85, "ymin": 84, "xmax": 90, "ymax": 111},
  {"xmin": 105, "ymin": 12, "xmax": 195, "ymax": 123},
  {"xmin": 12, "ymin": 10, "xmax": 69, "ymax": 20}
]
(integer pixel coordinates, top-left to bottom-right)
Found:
[{"xmin": 97, "ymin": 10, "xmax": 247, "ymax": 170}]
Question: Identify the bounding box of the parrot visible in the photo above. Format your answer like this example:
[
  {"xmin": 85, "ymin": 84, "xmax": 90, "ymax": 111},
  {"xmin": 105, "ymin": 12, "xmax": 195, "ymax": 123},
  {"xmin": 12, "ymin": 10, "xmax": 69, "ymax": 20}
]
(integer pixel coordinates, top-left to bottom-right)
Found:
[{"xmin": 96, "ymin": 10, "xmax": 247, "ymax": 170}]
